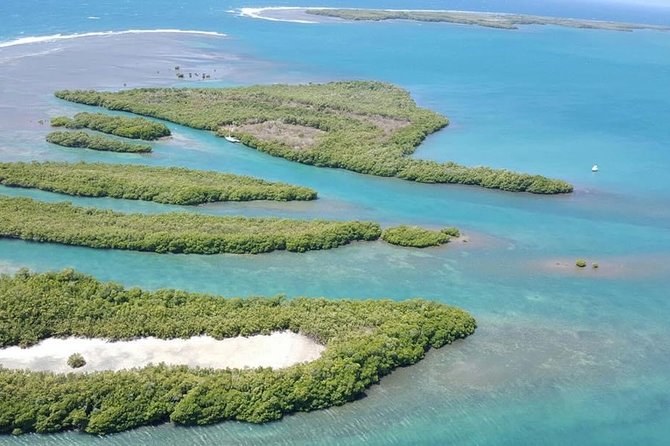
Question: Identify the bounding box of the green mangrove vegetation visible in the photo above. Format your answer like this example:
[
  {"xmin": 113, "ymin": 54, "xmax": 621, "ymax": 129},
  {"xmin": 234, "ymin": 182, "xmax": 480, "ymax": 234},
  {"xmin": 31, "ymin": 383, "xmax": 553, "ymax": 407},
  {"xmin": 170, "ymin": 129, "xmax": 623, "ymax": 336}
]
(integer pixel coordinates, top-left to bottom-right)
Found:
[
  {"xmin": 54, "ymin": 81, "xmax": 573, "ymax": 194},
  {"xmin": 0, "ymin": 196, "xmax": 381, "ymax": 254},
  {"xmin": 51, "ymin": 112, "xmax": 170, "ymax": 140},
  {"xmin": 0, "ymin": 162, "xmax": 317, "ymax": 205},
  {"xmin": 381, "ymin": 225, "xmax": 458, "ymax": 248},
  {"xmin": 305, "ymin": 8, "xmax": 670, "ymax": 32},
  {"xmin": 0, "ymin": 269, "xmax": 476, "ymax": 435},
  {"xmin": 46, "ymin": 131, "xmax": 152, "ymax": 153},
  {"xmin": 66, "ymin": 353, "xmax": 86, "ymax": 369}
]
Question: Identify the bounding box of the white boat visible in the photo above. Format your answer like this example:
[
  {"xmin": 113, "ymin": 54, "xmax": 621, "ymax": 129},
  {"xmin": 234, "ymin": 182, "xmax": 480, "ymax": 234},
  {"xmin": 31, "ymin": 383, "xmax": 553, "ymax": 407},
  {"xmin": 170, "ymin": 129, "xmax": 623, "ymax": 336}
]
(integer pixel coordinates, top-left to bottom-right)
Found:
[
  {"xmin": 591, "ymin": 164, "xmax": 599, "ymax": 172},
  {"xmin": 224, "ymin": 135, "xmax": 240, "ymax": 143}
]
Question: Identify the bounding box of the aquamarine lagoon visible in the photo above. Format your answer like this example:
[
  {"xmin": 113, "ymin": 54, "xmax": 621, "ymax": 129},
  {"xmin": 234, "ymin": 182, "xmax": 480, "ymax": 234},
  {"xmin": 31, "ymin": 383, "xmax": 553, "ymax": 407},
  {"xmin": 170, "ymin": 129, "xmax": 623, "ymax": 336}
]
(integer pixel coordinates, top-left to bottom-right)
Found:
[{"xmin": 0, "ymin": 0, "xmax": 669, "ymax": 444}]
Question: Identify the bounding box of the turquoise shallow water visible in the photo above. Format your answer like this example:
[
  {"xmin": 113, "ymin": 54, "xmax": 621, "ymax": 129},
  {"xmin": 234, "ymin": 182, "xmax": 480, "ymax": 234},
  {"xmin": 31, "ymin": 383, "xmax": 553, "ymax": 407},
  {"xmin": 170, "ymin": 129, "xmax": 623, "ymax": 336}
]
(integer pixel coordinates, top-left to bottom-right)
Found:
[{"xmin": 1, "ymin": 1, "xmax": 669, "ymax": 444}]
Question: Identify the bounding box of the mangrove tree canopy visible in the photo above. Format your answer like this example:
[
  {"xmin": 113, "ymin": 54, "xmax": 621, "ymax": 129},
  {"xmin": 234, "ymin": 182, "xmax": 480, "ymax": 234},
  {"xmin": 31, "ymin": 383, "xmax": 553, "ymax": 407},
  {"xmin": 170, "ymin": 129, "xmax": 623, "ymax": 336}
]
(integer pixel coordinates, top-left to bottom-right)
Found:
[
  {"xmin": 0, "ymin": 161, "xmax": 317, "ymax": 205},
  {"xmin": 54, "ymin": 81, "xmax": 573, "ymax": 194},
  {"xmin": 0, "ymin": 269, "xmax": 476, "ymax": 435},
  {"xmin": 46, "ymin": 131, "xmax": 152, "ymax": 153},
  {"xmin": 51, "ymin": 112, "xmax": 170, "ymax": 140},
  {"xmin": 0, "ymin": 196, "xmax": 381, "ymax": 254}
]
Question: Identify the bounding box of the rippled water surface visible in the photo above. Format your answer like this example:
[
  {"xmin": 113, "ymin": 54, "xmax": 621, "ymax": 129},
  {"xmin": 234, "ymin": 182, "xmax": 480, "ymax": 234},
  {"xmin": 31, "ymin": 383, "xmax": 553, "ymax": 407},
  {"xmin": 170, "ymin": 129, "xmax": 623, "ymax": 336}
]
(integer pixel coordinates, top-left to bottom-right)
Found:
[{"xmin": 1, "ymin": 1, "xmax": 669, "ymax": 444}]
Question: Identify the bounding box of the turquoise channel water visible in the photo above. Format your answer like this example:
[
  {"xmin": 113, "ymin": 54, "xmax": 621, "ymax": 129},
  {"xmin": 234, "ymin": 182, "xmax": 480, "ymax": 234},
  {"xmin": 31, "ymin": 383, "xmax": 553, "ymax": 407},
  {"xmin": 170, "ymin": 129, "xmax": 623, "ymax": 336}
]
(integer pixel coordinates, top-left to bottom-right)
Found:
[{"xmin": 0, "ymin": 1, "xmax": 669, "ymax": 444}]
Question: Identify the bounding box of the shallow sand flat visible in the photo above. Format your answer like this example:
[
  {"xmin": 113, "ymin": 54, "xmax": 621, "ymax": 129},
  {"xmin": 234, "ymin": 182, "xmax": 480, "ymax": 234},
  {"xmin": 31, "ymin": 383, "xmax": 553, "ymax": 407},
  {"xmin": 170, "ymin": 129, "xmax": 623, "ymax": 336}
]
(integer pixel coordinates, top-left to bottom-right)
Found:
[
  {"xmin": 0, "ymin": 331, "xmax": 325, "ymax": 373},
  {"xmin": 531, "ymin": 252, "xmax": 670, "ymax": 279}
]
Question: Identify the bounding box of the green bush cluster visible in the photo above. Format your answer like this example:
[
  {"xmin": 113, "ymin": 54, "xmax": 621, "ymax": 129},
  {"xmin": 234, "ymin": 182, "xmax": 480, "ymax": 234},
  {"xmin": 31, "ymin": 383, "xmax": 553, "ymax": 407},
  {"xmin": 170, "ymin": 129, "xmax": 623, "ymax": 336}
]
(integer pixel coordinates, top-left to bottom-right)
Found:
[
  {"xmin": 0, "ymin": 162, "xmax": 317, "ymax": 205},
  {"xmin": 51, "ymin": 112, "xmax": 170, "ymax": 140},
  {"xmin": 398, "ymin": 160, "xmax": 573, "ymax": 194},
  {"xmin": 54, "ymin": 82, "xmax": 573, "ymax": 194},
  {"xmin": 381, "ymin": 225, "xmax": 456, "ymax": 248},
  {"xmin": 441, "ymin": 227, "xmax": 460, "ymax": 238},
  {"xmin": 575, "ymin": 259, "xmax": 587, "ymax": 268},
  {"xmin": 0, "ymin": 269, "xmax": 476, "ymax": 435},
  {"xmin": 0, "ymin": 196, "xmax": 381, "ymax": 254},
  {"xmin": 46, "ymin": 131, "xmax": 151, "ymax": 153},
  {"xmin": 66, "ymin": 353, "xmax": 86, "ymax": 369}
]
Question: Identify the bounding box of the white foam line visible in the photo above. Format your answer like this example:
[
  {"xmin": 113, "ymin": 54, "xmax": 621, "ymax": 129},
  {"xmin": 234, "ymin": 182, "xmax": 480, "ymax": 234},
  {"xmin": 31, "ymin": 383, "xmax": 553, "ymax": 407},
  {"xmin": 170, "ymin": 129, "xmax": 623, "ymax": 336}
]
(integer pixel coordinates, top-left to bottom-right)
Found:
[
  {"xmin": 0, "ymin": 29, "xmax": 227, "ymax": 49},
  {"xmin": 238, "ymin": 7, "xmax": 318, "ymax": 24}
]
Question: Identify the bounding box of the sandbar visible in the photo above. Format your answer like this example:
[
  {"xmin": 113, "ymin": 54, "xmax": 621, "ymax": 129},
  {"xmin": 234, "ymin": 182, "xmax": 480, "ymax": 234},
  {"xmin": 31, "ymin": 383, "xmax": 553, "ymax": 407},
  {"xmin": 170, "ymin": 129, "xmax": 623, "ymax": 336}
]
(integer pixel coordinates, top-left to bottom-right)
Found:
[{"xmin": 0, "ymin": 331, "xmax": 325, "ymax": 373}]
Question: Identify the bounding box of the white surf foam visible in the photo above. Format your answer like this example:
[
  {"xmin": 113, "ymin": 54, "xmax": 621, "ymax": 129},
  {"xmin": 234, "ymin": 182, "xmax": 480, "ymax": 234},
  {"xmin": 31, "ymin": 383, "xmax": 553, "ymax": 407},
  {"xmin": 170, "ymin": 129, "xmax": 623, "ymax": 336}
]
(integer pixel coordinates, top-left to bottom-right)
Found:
[
  {"xmin": 238, "ymin": 7, "xmax": 319, "ymax": 24},
  {"xmin": 0, "ymin": 29, "xmax": 227, "ymax": 49}
]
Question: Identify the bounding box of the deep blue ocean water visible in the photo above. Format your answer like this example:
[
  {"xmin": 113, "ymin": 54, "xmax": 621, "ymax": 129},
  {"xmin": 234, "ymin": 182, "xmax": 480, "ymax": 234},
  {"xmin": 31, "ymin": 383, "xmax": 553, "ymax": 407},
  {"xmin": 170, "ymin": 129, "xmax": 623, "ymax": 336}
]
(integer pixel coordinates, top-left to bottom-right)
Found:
[{"xmin": 0, "ymin": 1, "xmax": 669, "ymax": 444}]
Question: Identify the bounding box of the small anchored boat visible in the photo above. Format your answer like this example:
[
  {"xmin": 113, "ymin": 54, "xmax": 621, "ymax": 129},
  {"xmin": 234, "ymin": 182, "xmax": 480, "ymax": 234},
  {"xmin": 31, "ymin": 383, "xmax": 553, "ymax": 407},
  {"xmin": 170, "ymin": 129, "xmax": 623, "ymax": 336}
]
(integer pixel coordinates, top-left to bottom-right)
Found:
[
  {"xmin": 224, "ymin": 135, "xmax": 240, "ymax": 143},
  {"xmin": 591, "ymin": 164, "xmax": 599, "ymax": 172}
]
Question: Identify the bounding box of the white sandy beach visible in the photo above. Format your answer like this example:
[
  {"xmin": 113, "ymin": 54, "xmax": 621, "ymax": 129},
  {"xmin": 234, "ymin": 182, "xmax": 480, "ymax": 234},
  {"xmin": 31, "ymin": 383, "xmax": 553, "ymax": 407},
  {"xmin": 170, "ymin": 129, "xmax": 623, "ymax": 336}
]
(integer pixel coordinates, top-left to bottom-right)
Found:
[{"xmin": 0, "ymin": 331, "xmax": 324, "ymax": 373}]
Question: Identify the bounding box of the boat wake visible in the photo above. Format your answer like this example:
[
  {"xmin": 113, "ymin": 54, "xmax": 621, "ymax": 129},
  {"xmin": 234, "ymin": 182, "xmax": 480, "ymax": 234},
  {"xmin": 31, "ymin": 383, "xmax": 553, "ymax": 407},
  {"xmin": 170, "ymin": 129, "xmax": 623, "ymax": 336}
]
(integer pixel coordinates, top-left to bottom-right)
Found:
[{"xmin": 0, "ymin": 29, "xmax": 227, "ymax": 49}]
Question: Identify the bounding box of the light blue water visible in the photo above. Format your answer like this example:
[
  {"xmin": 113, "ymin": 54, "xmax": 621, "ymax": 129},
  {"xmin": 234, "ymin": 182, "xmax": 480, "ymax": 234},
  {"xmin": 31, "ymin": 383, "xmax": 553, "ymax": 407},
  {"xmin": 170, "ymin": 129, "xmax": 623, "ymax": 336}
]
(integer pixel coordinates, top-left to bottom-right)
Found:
[{"xmin": 0, "ymin": 1, "xmax": 669, "ymax": 444}]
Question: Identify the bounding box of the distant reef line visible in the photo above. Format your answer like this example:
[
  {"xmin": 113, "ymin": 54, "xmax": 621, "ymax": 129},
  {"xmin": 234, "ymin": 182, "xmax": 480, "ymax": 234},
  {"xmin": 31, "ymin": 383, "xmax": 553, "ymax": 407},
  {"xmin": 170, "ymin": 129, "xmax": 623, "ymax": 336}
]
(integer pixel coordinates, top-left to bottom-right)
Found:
[
  {"xmin": 0, "ymin": 29, "xmax": 227, "ymax": 49},
  {"xmin": 240, "ymin": 7, "xmax": 669, "ymax": 32}
]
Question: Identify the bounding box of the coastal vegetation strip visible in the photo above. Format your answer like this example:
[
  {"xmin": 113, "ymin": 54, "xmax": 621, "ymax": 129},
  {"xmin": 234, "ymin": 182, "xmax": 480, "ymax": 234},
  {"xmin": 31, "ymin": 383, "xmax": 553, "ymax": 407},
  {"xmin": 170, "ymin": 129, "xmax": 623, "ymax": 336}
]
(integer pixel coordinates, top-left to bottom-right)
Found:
[
  {"xmin": 0, "ymin": 269, "xmax": 476, "ymax": 435},
  {"xmin": 304, "ymin": 8, "xmax": 670, "ymax": 32},
  {"xmin": 0, "ymin": 196, "xmax": 381, "ymax": 254},
  {"xmin": 54, "ymin": 81, "xmax": 573, "ymax": 194},
  {"xmin": 51, "ymin": 112, "xmax": 171, "ymax": 140},
  {"xmin": 0, "ymin": 162, "xmax": 317, "ymax": 204},
  {"xmin": 382, "ymin": 225, "xmax": 459, "ymax": 248},
  {"xmin": 46, "ymin": 131, "xmax": 152, "ymax": 153}
]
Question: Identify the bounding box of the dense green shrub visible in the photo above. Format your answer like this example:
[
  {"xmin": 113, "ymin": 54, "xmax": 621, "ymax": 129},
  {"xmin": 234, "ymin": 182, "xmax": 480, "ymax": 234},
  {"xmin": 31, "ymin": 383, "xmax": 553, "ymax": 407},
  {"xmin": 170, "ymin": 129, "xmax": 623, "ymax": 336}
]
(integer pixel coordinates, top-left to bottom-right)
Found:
[
  {"xmin": 441, "ymin": 227, "xmax": 460, "ymax": 238},
  {"xmin": 54, "ymin": 82, "xmax": 573, "ymax": 194},
  {"xmin": 0, "ymin": 269, "xmax": 476, "ymax": 435},
  {"xmin": 46, "ymin": 131, "xmax": 151, "ymax": 153},
  {"xmin": 67, "ymin": 353, "xmax": 86, "ymax": 369},
  {"xmin": 576, "ymin": 259, "xmax": 587, "ymax": 268},
  {"xmin": 51, "ymin": 112, "xmax": 170, "ymax": 140},
  {"xmin": 0, "ymin": 162, "xmax": 317, "ymax": 204},
  {"xmin": 381, "ymin": 225, "xmax": 455, "ymax": 248},
  {"xmin": 0, "ymin": 196, "xmax": 381, "ymax": 254}
]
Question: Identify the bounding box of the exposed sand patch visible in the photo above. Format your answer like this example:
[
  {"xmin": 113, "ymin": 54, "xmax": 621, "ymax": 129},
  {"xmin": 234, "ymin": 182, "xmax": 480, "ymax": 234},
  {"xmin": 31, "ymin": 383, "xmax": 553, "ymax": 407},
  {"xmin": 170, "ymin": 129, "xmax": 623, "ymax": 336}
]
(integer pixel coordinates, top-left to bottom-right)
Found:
[
  {"xmin": 0, "ymin": 331, "xmax": 325, "ymax": 373},
  {"xmin": 350, "ymin": 113, "xmax": 410, "ymax": 136},
  {"xmin": 221, "ymin": 120, "xmax": 326, "ymax": 151},
  {"xmin": 247, "ymin": 98, "xmax": 410, "ymax": 135}
]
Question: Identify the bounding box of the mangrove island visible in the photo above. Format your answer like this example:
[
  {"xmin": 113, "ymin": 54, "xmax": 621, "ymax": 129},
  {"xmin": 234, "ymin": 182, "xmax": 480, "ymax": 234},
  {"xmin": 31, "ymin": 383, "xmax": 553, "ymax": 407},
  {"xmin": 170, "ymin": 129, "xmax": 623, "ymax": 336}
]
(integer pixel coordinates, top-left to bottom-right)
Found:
[
  {"xmin": 51, "ymin": 112, "xmax": 171, "ymax": 140},
  {"xmin": 0, "ymin": 161, "xmax": 317, "ymax": 204},
  {"xmin": 0, "ymin": 196, "xmax": 382, "ymax": 254},
  {"xmin": 304, "ymin": 8, "xmax": 670, "ymax": 32},
  {"xmin": 54, "ymin": 81, "xmax": 573, "ymax": 194},
  {"xmin": 46, "ymin": 131, "xmax": 152, "ymax": 153},
  {"xmin": 0, "ymin": 269, "xmax": 476, "ymax": 435}
]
